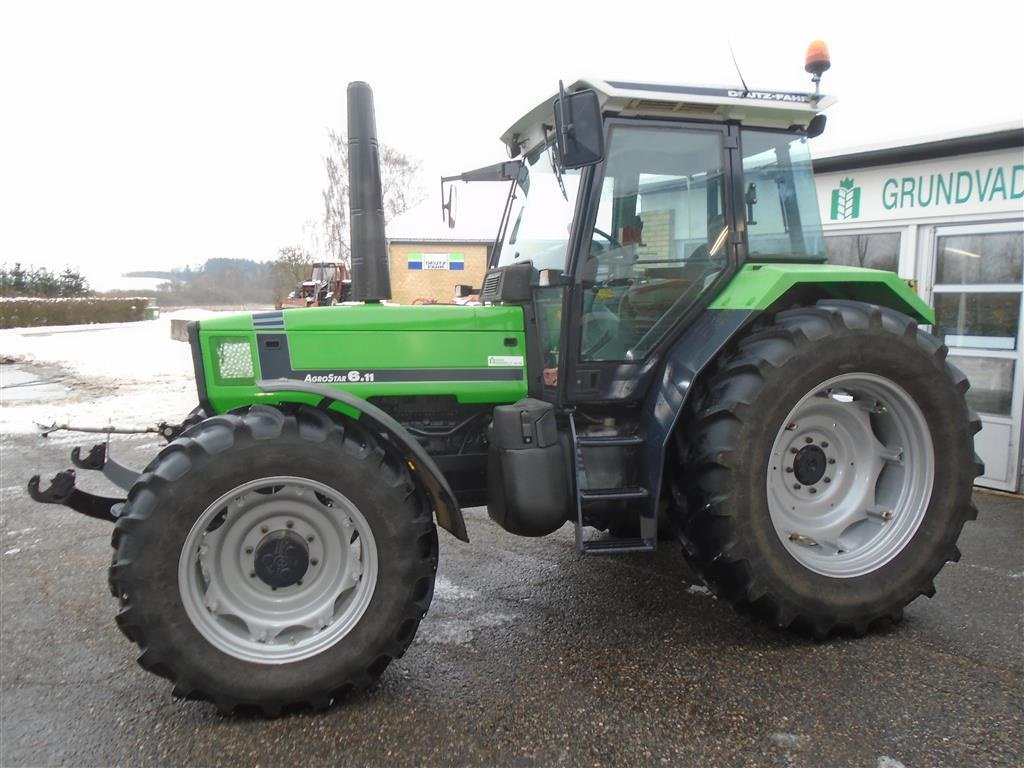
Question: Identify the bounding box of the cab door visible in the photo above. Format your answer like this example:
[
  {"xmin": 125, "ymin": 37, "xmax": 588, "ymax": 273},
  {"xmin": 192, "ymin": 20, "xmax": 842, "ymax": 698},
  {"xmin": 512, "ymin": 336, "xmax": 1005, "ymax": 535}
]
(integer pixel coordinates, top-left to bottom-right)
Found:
[{"xmin": 560, "ymin": 120, "xmax": 739, "ymax": 404}]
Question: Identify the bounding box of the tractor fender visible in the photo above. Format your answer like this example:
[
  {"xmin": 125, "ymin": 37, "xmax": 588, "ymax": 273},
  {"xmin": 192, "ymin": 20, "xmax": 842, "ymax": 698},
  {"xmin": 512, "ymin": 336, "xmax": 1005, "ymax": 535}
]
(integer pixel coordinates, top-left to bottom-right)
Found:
[
  {"xmin": 257, "ymin": 379, "xmax": 469, "ymax": 542},
  {"xmin": 640, "ymin": 266, "xmax": 933, "ymax": 515},
  {"xmin": 710, "ymin": 264, "xmax": 934, "ymax": 324},
  {"xmin": 640, "ymin": 309, "xmax": 757, "ymax": 517}
]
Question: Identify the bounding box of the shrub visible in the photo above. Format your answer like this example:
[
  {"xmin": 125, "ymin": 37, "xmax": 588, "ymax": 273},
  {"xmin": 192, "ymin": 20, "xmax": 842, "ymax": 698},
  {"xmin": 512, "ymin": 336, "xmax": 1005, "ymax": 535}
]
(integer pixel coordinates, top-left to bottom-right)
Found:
[{"xmin": 0, "ymin": 297, "xmax": 151, "ymax": 329}]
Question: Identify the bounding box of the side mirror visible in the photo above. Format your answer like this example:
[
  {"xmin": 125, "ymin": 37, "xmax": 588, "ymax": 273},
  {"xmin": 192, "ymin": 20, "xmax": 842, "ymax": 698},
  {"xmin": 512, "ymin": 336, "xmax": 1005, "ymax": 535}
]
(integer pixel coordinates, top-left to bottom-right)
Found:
[
  {"xmin": 806, "ymin": 114, "xmax": 827, "ymax": 138},
  {"xmin": 441, "ymin": 184, "xmax": 457, "ymax": 229},
  {"xmin": 454, "ymin": 283, "xmax": 474, "ymax": 298},
  {"xmin": 553, "ymin": 85, "xmax": 604, "ymax": 169}
]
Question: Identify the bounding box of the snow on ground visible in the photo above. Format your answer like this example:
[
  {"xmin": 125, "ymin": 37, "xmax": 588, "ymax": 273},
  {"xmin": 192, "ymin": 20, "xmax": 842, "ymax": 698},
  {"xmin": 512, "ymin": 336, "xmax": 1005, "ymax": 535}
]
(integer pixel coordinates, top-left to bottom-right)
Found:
[{"xmin": 0, "ymin": 310, "xmax": 230, "ymax": 435}]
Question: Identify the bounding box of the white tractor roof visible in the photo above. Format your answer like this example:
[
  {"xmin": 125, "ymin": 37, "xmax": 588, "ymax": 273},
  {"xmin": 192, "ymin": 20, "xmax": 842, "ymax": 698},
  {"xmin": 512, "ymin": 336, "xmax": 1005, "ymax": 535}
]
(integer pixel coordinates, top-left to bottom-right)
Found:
[{"xmin": 501, "ymin": 78, "xmax": 835, "ymax": 158}]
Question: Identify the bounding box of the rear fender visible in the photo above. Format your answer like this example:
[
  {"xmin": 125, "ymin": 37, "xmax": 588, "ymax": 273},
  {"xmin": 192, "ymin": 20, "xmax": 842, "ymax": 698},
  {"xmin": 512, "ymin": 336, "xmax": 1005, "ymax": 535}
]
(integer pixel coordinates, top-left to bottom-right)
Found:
[
  {"xmin": 639, "ymin": 309, "xmax": 757, "ymax": 519},
  {"xmin": 644, "ymin": 263, "xmax": 934, "ymax": 516},
  {"xmin": 710, "ymin": 263, "xmax": 934, "ymax": 324},
  {"xmin": 257, "ymin": 379, "xmax": 469, "ymax": 542}
]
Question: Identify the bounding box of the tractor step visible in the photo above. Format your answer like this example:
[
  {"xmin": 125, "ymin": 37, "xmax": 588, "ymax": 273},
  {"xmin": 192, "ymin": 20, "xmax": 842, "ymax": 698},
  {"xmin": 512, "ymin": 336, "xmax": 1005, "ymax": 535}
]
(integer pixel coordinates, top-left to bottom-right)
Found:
[
  {"xmin": 569, "ymin": 413, "xmax": 657, "ymax": 554},
  {"xmin": 579, "ymin": 486, "xmax": 650, "ymax": 502},
  {"xmin": 576, "ymin": 434, "xmax": 645, "ymax": 448},
  {"xmin": 581, "ymin": 537, "xmax": 656, "ymax": 555}
]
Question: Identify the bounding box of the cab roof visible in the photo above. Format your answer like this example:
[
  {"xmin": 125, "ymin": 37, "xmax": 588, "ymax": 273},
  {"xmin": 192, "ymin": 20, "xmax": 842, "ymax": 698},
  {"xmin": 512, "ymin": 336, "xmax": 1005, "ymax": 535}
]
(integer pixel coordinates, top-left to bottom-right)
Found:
[{"xmin": 501, "ymin": 78, "xmax": 835, "ymax": 158}]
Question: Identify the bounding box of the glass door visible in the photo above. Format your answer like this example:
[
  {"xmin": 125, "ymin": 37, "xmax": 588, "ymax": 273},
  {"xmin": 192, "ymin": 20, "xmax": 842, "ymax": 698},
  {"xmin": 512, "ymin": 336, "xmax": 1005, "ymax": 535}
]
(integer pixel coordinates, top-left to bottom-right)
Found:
[{"xmin": 929, "ymin": 223, "xmax": 1023, "ymax": 491}]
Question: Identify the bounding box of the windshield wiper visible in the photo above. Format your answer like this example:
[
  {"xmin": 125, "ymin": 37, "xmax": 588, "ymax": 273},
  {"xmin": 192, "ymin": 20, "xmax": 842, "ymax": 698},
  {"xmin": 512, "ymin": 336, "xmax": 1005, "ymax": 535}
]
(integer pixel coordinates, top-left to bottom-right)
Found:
[{"xmin": 542, "ymin": 127, "xmax": 568, "ymax": 201}]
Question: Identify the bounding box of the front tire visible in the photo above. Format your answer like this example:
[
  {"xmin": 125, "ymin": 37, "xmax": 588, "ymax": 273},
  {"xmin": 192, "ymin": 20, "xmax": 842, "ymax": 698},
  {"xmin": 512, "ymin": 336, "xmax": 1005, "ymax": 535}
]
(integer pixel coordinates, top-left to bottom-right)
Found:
[
  {"xmin": 109, "ymin": 404, "xmax": 437, "ymax": 714},
  {"xmin": 678, "ymin": 301, "xmax": 981, "ymax": 637}
]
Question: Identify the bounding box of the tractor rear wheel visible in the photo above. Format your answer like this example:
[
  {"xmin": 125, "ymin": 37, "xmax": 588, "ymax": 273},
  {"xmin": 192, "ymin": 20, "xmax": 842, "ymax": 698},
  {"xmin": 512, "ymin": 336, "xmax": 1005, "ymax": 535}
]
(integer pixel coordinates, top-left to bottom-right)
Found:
[
  {"xmin": 679, "ymin": 301, "xmax": 981, "ymax": 637},
  {"xmin": 108, "ymin": 404, "xmax": 437, "ymax": 714}
]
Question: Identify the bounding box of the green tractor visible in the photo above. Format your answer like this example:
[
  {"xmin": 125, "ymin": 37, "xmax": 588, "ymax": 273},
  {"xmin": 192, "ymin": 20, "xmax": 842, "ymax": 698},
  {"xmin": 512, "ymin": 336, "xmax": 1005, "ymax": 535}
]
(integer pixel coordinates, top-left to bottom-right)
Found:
[{"xmin": 29, "ymin": 49, "xmax": 981, "ymax": 714}]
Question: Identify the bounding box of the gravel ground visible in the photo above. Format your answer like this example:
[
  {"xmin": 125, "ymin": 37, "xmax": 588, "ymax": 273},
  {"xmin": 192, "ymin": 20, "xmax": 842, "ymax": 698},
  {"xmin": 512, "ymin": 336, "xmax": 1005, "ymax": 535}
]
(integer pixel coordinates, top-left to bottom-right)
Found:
[{"xmin": 1, "ymin": 322, "xmax": 1021, "ymax": 767}]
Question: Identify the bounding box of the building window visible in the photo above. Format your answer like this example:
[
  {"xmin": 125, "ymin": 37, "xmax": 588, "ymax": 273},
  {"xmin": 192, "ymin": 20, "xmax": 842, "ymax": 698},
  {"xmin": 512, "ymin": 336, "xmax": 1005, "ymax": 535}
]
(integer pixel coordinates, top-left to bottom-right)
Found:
[
  {"xmin": 824, "ymin": 232, "xmax": 901, "ymax": 272},
  {"xmin": 931, "ymin": 228, "xmax": 1023, "ymax": 418}
]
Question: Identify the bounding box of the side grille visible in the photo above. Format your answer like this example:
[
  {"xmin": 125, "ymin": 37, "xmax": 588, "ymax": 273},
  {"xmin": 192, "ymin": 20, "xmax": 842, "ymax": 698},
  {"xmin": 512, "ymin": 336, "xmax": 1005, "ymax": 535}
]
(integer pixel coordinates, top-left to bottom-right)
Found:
[{"xmin": 481, "ymin": 271, "xmax": 502, "ymax": 301}]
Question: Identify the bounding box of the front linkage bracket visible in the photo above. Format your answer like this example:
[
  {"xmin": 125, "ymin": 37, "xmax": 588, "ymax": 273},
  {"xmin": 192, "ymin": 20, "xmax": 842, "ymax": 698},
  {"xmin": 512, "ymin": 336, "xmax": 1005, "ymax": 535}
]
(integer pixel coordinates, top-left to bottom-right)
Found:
[
  {"xmin": 28, "ymin": 469, "xmax": 124, "ymax": 524},
  {"xmin": 28, "ymin": 439, "xmax": 144, "ymax": 525}
]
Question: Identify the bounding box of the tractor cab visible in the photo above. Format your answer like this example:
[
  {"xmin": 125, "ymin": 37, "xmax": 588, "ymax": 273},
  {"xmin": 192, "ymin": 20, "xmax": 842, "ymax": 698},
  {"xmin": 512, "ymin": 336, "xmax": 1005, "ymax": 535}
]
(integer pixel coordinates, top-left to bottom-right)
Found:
[{"xmin": 445, "ymin": 77, "xmax": 834, "ymax": 406}]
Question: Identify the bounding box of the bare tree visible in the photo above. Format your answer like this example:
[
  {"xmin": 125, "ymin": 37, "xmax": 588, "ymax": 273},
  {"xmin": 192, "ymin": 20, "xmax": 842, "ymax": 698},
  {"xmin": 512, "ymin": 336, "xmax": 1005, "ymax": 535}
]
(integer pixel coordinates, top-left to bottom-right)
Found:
[
  {"xmin": 271, "ymin": 245, "xmax": 313, "ymax": 306},
  {"xmin": 322, "ymin": 130, "xmax": 424, "ymax": 266}
]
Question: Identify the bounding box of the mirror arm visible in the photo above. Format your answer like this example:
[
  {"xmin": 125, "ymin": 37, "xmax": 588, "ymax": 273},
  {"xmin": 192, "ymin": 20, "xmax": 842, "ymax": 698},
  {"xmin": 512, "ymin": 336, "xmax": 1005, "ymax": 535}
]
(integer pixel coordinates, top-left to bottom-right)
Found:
[
  {"xmin": 441, "ymin": 159, "xmax": 524, "ymax": 185},
  {"xmin": 557, "ymin": 80, "xmax": 573, "ymax": 145}
]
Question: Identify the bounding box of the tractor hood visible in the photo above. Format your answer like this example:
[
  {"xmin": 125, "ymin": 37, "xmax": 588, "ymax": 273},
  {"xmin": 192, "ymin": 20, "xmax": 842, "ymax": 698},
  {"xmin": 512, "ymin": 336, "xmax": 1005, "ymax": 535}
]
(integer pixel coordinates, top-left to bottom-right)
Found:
[
  {"xmin": 191, "ymin": 304, "xmax": 530, "ymax": 414},
  {"xmin": 200, "ymin": 304, "xmax": 525, "ymax": 334}
]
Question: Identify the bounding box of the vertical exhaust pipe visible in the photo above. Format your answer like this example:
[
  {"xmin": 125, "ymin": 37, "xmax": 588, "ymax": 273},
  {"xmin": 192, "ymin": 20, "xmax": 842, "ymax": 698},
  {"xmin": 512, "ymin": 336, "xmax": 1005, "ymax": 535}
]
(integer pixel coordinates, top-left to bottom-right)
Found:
[{"xmin": 347, "ymin": 81, "xmax": 391, "ymax": 303}]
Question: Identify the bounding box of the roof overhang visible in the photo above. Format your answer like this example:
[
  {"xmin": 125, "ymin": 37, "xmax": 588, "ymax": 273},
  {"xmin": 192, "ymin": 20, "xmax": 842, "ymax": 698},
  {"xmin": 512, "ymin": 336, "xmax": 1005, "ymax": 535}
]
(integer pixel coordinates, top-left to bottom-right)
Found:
[{"xmin": 813, "ymin": 122, "xmax": 1024, "ymax": 173}]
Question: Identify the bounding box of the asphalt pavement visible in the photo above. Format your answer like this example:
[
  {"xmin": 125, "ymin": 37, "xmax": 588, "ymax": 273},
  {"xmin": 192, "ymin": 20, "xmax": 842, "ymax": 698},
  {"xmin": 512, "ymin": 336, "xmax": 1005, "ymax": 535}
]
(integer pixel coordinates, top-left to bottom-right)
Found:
[{"xmin": 1, "ymin": 427, "xmax": 1022, "ymax": 768}]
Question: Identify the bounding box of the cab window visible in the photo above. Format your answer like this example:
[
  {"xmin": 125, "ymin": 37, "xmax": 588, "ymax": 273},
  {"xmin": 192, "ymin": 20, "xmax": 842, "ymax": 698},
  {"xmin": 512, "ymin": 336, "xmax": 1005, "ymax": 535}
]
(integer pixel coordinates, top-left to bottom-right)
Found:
[{"xmin": 580, "ymin": 124, "xmax": 728, "ymax": 361}]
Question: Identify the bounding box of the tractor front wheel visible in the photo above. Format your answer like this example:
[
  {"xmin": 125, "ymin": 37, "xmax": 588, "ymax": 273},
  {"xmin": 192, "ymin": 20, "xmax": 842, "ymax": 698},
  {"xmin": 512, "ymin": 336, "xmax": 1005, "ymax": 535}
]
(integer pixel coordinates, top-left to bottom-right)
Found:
[
  {"xmin": 679, "ymin": 301, "xmax": 981, "ymax": 637},
  {"xmin": 108, "ymin": 404, "xmax": 437, "ymax": 714}
]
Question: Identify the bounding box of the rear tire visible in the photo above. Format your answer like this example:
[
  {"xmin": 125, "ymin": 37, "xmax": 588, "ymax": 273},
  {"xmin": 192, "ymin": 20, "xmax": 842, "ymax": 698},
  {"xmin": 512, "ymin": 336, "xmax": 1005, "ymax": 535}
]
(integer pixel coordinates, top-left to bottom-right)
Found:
[
  {"xmin": 677, "ymin": 301, "xmax": 981, "ymax": 637},
  {"xmin": 109, "ymin": 404, "xmax": 437, "ymax": 714}
]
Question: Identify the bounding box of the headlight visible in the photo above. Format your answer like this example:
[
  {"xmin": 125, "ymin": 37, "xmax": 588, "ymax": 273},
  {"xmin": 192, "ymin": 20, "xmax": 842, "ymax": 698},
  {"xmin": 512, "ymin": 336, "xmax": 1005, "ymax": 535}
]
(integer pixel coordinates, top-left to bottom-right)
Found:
[{"xmin": 212, "ymin": 337, "xmax": 255, "ymax": 384}]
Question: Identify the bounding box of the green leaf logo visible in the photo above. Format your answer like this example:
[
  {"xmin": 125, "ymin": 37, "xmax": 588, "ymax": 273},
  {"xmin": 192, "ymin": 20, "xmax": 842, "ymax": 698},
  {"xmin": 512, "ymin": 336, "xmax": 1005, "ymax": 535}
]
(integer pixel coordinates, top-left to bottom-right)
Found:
[{"xmin": 830, "ymin": 178, "xmax": 862, "ymax": 220}]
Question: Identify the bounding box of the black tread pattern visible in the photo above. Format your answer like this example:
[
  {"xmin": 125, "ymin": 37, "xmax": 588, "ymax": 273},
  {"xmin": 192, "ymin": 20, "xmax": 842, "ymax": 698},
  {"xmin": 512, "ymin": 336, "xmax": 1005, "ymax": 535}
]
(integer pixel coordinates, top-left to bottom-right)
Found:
[
  {"xmin": 108, "ymin": 404, "xmax": 438, "ymax": 715},
  {"xmin": 677, "ymin": 300, "xmax": 983, "ymax": 639}
]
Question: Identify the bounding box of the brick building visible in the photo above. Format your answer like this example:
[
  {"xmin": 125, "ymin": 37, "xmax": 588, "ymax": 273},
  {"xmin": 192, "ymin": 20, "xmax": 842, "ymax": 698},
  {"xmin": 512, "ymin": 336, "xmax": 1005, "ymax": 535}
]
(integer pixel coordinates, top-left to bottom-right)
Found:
[{"xmin": 387, "ymin": 238, "xmax": 492, "ymax": 305}]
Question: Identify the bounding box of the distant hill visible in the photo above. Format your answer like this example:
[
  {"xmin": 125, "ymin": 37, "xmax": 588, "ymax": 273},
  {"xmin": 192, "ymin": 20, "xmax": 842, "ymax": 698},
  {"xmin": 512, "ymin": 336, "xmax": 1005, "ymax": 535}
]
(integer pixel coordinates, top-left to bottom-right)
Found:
[
  {"xmin": 117, "ymin": 258, "xmax": 274, "ymax": 305},
  {"xmin": 124, "ymin": 259, "xmax": 269, "ymax": 284},
  {"xmin": 123, "ymin": 270, "xmax": 177, "ymax": 280}
]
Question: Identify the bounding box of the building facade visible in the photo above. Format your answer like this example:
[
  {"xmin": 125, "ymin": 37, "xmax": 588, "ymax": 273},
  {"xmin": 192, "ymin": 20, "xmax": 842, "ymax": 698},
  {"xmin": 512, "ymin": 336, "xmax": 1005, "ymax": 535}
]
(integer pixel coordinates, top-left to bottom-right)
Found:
[
  {"xmin": 815, "ymin": 124, "xmax": 1024, "ymax": 492},
  {"xmin": 386, "ymin": 239, "xmax": 492, "ymax": 306}
]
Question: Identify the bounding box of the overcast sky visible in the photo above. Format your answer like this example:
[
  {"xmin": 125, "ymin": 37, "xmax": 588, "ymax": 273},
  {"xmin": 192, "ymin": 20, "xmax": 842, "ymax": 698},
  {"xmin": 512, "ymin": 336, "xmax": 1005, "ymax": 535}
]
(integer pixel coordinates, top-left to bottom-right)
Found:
[{"xmin": 2, "ymin": 1, "xmax": 1021, "ymax": 290}]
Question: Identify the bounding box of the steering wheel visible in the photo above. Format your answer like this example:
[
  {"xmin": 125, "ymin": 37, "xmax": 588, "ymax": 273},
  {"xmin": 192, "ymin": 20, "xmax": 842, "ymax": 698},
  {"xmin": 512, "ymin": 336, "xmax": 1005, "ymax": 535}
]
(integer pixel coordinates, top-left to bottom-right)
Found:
[{"xmin": 591, "ymin": 227, "xmax": 621, "ymax": 252}]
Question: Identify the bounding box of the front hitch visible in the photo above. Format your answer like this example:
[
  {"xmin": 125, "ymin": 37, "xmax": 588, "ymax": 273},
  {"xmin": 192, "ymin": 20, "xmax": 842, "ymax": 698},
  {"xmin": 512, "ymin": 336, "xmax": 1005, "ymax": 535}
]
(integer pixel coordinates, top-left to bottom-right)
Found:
[
  {"xmin": 28, "ymin": 469, "xmax": 124, "ymax": 524},
  {"xmin": 28, "ymin": 440, "xmax": 142, "ymax": 524},
  {"xmin": 27, "ymin": 412, "xmax": 205, "ymax": 524}
]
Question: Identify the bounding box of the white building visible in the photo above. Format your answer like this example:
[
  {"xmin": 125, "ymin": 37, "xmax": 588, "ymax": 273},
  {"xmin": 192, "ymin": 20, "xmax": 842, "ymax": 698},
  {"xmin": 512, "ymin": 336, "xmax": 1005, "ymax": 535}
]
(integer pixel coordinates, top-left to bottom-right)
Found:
[{"xmin": 815, "ymin": 123, "xmax": 1024, "ymax": 492}]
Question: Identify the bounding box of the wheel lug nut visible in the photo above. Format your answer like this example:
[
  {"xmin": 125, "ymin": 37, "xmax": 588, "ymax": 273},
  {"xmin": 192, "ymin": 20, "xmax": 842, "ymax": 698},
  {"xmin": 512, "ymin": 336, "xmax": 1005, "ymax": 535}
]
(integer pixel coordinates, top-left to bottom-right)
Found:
[
  {"xmin": 307, "ymin": 535, "xmax": 315, "ymax": 542},
  {"xmin": 793, "ymin": 484, "xmax": 801, "ymax": 490},
  {"xmin": 249, "ymin": 571, "xmax": 256, "ymax": 578},
  {"xmin": 297, "ymin": 579, "xmax": 303, "ymax": 586},
  {"xmin": 785, "ymin": 467, "xmax": 794, "ymax": 474},
  {"xmin": 260, "ymin": 525, "xmax": 269, "ymax": 534},
  {"xmin": 824, "ymin": 477, "xmax": 831, "ymax": 484},
  {"xmin": 311, "ymin": 559, "xmax": 319, "ymax": 566},
  {"xmin": 286, "ymin": 521, "xmax": 294, "ymax": 529},
  {"xmin": 828, "ymin": 458, "xmax": 836, "ymax": 465},
  {"xmin": 245, "ymin": 546, "xmax": 253, "ymax": 554},
  {"xmin": 809, "ymin": 488, "xmax": 817, "ymax": 494},
  {"xmin": 805, "ymin": 437, "xmax": 813, "ymax": 444},
  {"xmin": 791, "ymin": 448, "xmax": 798, "ymax": 455},
  {"xmin": 821, "ymin": 441, "xmax": 829, "ymax": 448}
]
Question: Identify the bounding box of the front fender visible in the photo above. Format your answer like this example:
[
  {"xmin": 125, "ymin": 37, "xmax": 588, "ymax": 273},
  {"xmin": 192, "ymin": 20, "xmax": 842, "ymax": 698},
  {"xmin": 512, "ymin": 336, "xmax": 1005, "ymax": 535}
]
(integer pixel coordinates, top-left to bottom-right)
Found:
[{"xmin": 257, "ymin": 379, "xmax": 469, "ymax": 542}]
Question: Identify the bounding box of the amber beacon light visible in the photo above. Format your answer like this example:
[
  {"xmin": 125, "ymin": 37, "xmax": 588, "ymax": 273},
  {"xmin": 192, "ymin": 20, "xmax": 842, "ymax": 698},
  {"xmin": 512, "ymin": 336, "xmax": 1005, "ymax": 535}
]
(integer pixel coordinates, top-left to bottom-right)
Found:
[{"xmin": 805, "ymin": 40, "xmax": 831, "ymax": 98}]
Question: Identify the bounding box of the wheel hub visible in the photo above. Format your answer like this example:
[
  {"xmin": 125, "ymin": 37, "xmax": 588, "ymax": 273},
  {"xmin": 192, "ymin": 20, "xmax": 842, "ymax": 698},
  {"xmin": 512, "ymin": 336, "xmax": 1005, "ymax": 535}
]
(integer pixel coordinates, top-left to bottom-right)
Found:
[
  {"xmin": 792, "ymin": 444, "xmax": 827, "ymax": 486},
  {"xmin": 254, "ymin": 530, "xmax": 309, "ymax": 588},
  {"xmin": 179, "ymin": 476, "xmax": 378, "ymax": 663},
  {"xmin": 766, "ymin": 373, "xmax": 934, "ymax": 578}
]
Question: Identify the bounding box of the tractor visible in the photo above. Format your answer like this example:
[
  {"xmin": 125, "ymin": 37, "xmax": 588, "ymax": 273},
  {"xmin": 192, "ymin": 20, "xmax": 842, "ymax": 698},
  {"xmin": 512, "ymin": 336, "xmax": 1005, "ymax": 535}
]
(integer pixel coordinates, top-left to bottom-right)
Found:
[
  {"xmin": 29, "ymin": 44, "xmax": 981, "ymax": 714},
  {"xmin": 278, "ymin": 261, "xmax": 351, "ymax": 308}
]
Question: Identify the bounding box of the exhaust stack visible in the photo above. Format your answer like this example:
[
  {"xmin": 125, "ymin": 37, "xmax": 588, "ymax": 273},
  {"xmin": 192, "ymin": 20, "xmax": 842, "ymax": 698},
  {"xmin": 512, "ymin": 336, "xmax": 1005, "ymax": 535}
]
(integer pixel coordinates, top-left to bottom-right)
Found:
[{"xmin": 346, "ymin": 81, "xmax": 391, "ymax": 303}]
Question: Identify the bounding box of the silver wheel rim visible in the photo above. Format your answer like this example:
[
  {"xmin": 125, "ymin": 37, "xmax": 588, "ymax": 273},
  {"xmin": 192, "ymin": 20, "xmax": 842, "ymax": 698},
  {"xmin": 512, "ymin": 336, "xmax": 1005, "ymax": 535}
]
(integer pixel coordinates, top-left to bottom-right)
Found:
[
  {"xmin": 766, "ymin": 373, "xmax": 934, "ymax": 578},
  {"xmin": 178, "ymin": 476, "xmax": 378, "ymax": 664}
]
